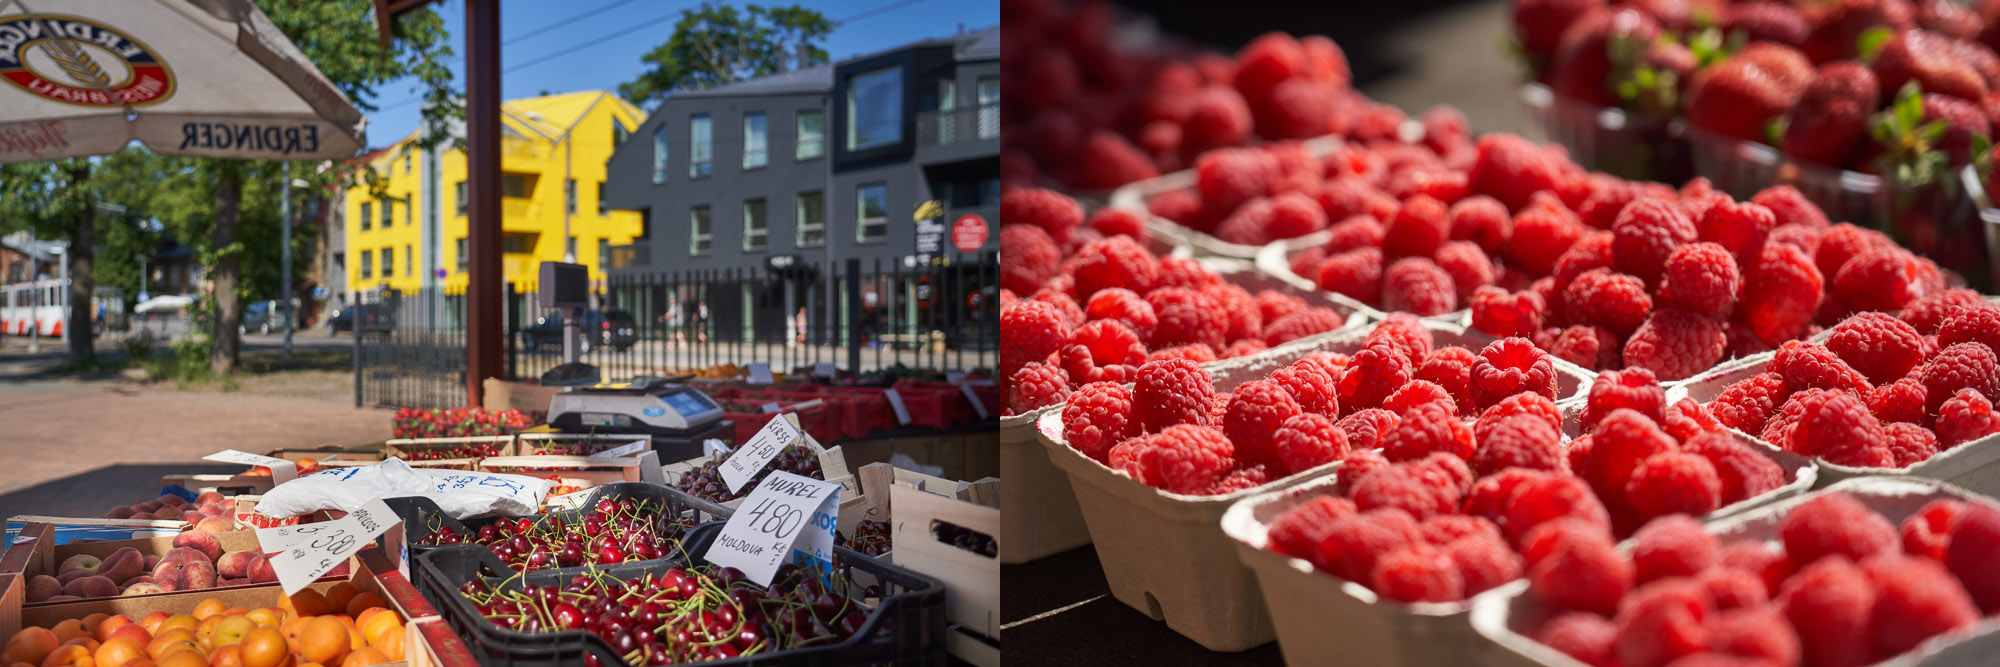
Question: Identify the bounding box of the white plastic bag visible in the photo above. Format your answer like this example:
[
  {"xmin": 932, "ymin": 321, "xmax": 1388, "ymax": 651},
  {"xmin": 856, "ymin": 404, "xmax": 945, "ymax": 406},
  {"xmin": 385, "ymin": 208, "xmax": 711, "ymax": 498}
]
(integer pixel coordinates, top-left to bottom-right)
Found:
[{"xmin": 256, "ymin": 458, "xmax": 551, "ymax": 520}]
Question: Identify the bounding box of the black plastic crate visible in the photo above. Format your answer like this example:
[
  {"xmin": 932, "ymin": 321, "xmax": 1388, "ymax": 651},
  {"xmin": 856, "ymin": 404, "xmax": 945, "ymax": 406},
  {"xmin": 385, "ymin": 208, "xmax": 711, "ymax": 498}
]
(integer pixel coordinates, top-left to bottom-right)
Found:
[
  {"xmin": 417, "ymin": 523, "xmax": 947, "ymax": 666},
  {"xmin": 388, "ymin": 482, "xmax": 731, "ymax": 551}
]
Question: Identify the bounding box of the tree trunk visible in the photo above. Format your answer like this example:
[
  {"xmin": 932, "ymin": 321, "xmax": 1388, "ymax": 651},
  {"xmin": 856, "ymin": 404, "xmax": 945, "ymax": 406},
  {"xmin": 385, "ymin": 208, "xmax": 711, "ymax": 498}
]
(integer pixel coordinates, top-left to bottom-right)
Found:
[
  {"xmin": 67, "ymin": 162, "xmax": 94, "ymax": 363},
  {"xmin": 212, "ymin": 162, "xmax": 241, "ymax": 375}
]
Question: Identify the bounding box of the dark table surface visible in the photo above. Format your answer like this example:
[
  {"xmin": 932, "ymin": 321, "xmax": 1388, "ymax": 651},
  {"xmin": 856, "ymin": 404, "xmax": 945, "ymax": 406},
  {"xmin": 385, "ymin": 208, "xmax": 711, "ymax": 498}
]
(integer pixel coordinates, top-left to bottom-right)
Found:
[{"xmin": 1002, "ymin": 545, "xmax": 1284, "ymax": 666}]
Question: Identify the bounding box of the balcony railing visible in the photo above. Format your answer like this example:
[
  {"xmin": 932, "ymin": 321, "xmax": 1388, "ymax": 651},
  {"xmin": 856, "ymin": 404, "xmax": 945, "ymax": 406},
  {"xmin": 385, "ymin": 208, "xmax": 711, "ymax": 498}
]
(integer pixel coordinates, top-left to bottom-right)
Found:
[
  {"xmin": 501, "ymin": 138, "xmax": 547, "ymax": 161},
  {"xmin": 608, "ymin": 243, "xmax": 651, "ymax": 270},
  {"xmin": 917, "ymin": 104, "xmax": 999, "ymax": 147}
]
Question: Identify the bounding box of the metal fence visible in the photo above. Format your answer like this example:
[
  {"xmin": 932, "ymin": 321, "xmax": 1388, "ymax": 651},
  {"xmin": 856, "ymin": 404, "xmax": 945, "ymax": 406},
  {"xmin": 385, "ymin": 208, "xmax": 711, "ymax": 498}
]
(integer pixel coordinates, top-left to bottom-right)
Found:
[{"xmin": 355, "ymin": 253, "xmax": 998, "ymax": 409}]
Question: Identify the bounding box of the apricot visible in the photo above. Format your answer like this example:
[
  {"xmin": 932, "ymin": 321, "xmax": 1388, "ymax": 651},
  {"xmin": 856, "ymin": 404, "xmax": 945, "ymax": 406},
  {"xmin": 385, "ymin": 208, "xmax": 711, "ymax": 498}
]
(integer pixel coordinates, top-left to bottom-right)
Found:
[
  {"xmin": 234, "ymin": 629, "xmax": 286, "ymax": 667},
  {"xmin": 190, "ymin": 601, "xmax": 227, "ymax": 622},
  {"xmin": 78, "ymin": 617, "xmax": 108, "ymax": 637},
  {"xmin": 4, "ymin": 627, "xmax": 60, "ymax": 665},
  {"xmin": 153, "ymin": 618, "xmax": 194, "ymax": 638},
  {"xmin": 336, "ymin": 649, "xmax": 386, "ymax": 667},
  {"xmin": 92, "ymin": 618, "xmax": 134, "ymax": 644},
  {"xmin": 205, "ymin": 645, "xmax": 242, "ymax": 667},
  {"xmin": 136, "ymin": 615, "xmax": 169, "ymax": 636},
  {"xmin": 337, "ymin": 596, "xmax": 381, "ymax": 621},
  {"xmin": 91, "ymin": 637, "xmax": 144, "ymax": 667},
  {"xmin": 296, "ymin": 619, "xmax": 346, "ymax": 667},
  {"xmin": 280, "ymin": 592, "xmax": 329, "ymax": 619},
  {"xmin": 319, "ymin": 585, "xmax": 356, "ymax": 617},
  {"xmin": 155, "ymin": 650, "xmax": 206, "ymax": 667},
  {"xmin": 370, "ymin": 630, "xmax": 401, "ymax": 663},
  {"xmin": 102, "ymin": 629, "xmax": 147, "ymax": 651},
  {"xmin": 355, "ymin": 614, "xmax": 398, "ymax": 650},
  {"xmin": 49, "ymin": 621, "xmax": 88, "ymax": 645},
  {"xmin": 56, "ymin": 638, "xmax": 98, "ymax": 655},
  {"xmin": 241, "ymin": 610, "xmax": 281, "ymax": 630},
  {"xmin": 40, "ymin": 643, "xmax": 93, "ymax": 667}
]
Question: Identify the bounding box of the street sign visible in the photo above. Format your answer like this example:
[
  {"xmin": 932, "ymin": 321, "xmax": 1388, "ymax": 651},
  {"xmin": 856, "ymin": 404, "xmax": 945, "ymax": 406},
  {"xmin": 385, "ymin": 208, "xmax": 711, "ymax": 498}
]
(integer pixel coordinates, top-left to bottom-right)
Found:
[{"xmin": 952, "ymin": 214, "xmax": 988, "ymax": 252}]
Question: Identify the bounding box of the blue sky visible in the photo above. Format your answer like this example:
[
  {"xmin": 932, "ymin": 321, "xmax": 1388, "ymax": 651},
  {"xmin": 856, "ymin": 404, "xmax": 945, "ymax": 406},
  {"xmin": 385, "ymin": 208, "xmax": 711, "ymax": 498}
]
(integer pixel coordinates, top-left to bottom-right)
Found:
[{"xmin": 356, "ymin": 0, "xmax": 998, "ymax": 145}]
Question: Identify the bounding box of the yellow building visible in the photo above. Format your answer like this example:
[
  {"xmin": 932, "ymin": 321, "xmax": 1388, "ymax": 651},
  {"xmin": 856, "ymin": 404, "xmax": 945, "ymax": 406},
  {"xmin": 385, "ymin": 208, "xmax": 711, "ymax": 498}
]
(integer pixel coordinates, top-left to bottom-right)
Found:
[{"xmin": 343, "ymin": 91, "xmax": 647, "ymax": 296}]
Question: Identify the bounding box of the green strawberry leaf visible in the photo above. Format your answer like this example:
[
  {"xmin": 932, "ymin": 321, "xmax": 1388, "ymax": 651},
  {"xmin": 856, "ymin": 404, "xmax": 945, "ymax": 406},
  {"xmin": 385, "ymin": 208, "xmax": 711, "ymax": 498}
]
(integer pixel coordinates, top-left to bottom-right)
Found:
[
  {"xmin": 1895, "ymin": 82, "xmax": 1926, "ymax": 129},
  {"xmin": 1857, "ymin": 26, "xmax": 1892, "ymax": 63},
  {"xmin": 1919, "ymin": 121, "xmax": 1948, "ymax": 144},
  {"xmin": 1768, "ymin": 115, "xmax": 1789, "ymax": 146}
]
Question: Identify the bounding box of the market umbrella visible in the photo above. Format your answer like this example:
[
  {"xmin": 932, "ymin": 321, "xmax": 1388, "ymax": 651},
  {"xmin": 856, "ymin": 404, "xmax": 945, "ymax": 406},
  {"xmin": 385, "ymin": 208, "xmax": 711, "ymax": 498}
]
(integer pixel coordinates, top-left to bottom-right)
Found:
[{"xmin": 0, "ymin": 0, "xmax": 366, "ymax": 162}]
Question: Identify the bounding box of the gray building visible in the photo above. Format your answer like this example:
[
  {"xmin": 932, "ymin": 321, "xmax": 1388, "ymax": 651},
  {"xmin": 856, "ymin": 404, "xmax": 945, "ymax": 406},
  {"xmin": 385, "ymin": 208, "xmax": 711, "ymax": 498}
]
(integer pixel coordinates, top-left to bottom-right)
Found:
[{"xmin": 602, "ymin": 26, "xmax": 999, "ymax": 348}]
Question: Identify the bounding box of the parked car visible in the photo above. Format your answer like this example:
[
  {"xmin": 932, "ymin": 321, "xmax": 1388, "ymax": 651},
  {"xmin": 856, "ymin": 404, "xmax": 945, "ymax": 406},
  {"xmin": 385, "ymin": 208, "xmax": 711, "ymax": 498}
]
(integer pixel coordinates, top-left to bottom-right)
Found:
[
  {"xmin": 325, "ymin": 305, "xmax": 394, "ymax": 333},
  {"xmin": 240, "ymin": 300, "xmax": 295, "ymax": 335},
  {"xmin": 520, "ymin": 309, "xmax": 637, "ymax": 352}
]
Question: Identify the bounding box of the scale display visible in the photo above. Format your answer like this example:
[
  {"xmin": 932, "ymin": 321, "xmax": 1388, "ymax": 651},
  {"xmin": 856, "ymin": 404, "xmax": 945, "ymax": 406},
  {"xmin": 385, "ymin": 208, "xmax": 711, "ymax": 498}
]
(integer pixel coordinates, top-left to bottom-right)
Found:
[{"xmin": 661, "ymin": 390, "xmax": 717, "ymax": 417}]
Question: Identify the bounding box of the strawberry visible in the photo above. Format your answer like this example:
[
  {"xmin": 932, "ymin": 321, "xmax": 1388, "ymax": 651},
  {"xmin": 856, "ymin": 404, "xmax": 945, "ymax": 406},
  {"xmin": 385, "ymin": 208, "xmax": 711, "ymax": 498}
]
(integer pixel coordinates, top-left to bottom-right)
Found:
[
  {"xmin": 1781, "ymin": 62, "xmax": 1882, "ymax": 168},
  {"xmin": 1922, "ymin": 93, "xmax": 1993, "ymax": 164},
  {"xmin": 1801, "ymin": 0, "xmax": 1914, "ymax": 64},
  {"xmin": 1874, "ymin": 30, "xmax": 1991, "ymax": 103},
  {"xmin": 1547, "ymin": 7, "xmax": 1662, "ymax": 107},
  {"xmin": 1515, "ymin": 0, "xmax": 1607, "ymax": 71},
  {"xmin": 1917, "ymin": 0, "xmax": 1983, "ymax": 40},
  {"xmin": 1684, "ymin": 43, "xmax": 1813, "ymax": 143},
  {"xmin": 1723, "ymin": 2, "xmax": 1809, "ymax": 47}
]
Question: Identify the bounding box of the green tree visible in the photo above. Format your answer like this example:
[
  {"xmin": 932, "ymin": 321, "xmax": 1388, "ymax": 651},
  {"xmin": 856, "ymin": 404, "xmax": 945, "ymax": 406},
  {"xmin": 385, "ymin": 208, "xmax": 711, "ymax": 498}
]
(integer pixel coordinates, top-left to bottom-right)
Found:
[{"xmin": 619, "ymin": 3, "xmax": 835, "ymax": 107}]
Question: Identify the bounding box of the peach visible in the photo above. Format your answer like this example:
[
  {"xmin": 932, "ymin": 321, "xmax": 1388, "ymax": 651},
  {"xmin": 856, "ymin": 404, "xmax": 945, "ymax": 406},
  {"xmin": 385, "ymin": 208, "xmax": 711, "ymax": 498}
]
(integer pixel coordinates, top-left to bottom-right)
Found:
[
  {"xmin": 180, "ymin": 560, "xmax": 216, "ymax": 590},
  {"xmin": 218, "ymin": 578, "xmax": 249, "ymax": 588},
  {"xmin": 57, "ymin": 570, "xmax": 92, "ymax": 585},
  {"xmin": 130, "ymin": 512, "xmax": 157, "ymax": 520},
  {"xmin": 215, "ymin": 552, "xmax": 257, "ymax": 579},
  {"xmin": 106, "ymin": 507, "xmax": 137, "ymax": 520},
  {"xmin": 3, "ymin": 626, "xmax": 58, "ymax": 665},
  {"xmin": 195, "ymin": 492, "xmax": 224, "ymax": 505},
  {"xmin": 99, "ymin": 548, "xmax": 146, "ymax": 584},
  {"xmin": 57, "ymin": 554, "xmax": 103, "ymax": 578},
  {"xmin": 171, "ymin": 532, "xmax": 222, "ymax": 562},
  {"xmin": 121, "ymin": 582, "xmax": 167, "ymax": 597},
  {"xmin": 245, "ymin": 557, "xmax": 276, "ymax": 584},
  {"xmin": 28, "ymin": 574, "xmax": 62, "ymax": 602},
  {"xmin": 193, "ymin": 517, "xmax": 234, "ymax": 533},
  {"xmin": 199, "ymin": 505, "xmax": 229, "ymax": 518},
  {"xmin": 179, "ymin": 511, "xmax": 204, "ymax": 524},
  {"xmin": 63, "ymin": 575, "xmax": 118, "ymax": 599},
  {"xmin": 121, "ymin": 576, "xmax": 154, "ymax": 588},
  {"xmin": 157, "ymin": 495, "xmax": 187, "ymax": 508},
  {"xmin": 144, "ymin": 555, "xmax": 159, "ymax": 570},
  {"xmin": 41, "ymin": 643, "xmax": 92, "ymax": 666},
  {"xmin": 138, "ymin": 501, "xmax": 163, "ymax": 513}
]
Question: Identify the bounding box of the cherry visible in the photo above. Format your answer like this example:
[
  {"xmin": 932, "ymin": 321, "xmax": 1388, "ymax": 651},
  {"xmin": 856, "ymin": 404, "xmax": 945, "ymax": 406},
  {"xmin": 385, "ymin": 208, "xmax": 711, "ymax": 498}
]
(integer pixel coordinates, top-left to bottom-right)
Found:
[
  {"xmin": 477, "ymin": 525, "xmax": 499, "ymax": 542},
  {"xmin": 551, "ymin": 602, "xmax": 585, "ymax": 630},
  {"xmin": 595, "ymin": 499, "xmax": 618, "ymax": 515},
  {"xmin": 558, "ymin": 543, "xmax": 586, "ymax": 567},
  {"xmin": 596, "ymin": 544, "xmax": 624, "ymax": 564}
]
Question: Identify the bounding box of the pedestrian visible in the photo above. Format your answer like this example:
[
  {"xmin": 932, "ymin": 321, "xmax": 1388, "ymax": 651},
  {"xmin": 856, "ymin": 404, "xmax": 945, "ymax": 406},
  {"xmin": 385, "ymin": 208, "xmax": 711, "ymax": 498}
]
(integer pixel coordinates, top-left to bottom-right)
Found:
[
  {"xmin": 794, "ymin": 307, "xmax": 807, "ymax": 347},
  {"xmin": 664, "ymin": 297, "xmax": 681, "ymax": 343},
  {"xmin": 696, "ymin": 300, "xmax": 709, "ymax": 343}
]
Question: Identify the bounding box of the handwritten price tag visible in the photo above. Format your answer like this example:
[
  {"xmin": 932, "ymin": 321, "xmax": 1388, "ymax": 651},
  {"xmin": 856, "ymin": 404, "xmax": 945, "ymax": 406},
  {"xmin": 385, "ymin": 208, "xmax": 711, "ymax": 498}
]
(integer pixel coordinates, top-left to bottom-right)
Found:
[
  {"xmin": 703, "ymin": 471, "xmax": 839, "ymax": 587},
  {"xmin": 256, "ymin": 498, "xmax": 399, "ymax": 595},
  {"xmin": 720, "ymin": 414, "xmax": 802, "ymax": 494},
  {"xmin": 747, "ymin": 362, "xmax": 774, "ymax": 384},
  {"xmin": 205, "ymin": 449, "xmax": 297, "ymax": 483},
  {"xmin": 587, "ymin": 441, "xmax": 650, "ymax": 459}
]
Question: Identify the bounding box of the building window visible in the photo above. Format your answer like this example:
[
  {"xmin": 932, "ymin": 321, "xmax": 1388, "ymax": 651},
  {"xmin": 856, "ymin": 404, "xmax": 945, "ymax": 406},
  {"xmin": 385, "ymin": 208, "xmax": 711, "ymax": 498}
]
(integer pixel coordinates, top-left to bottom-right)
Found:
[
  {"xmin": 455, "ymin": 182, "xmax": 466, "ymax": 216},
  {"xmin": 360, "ymin": 251, "xmax": 371, "ymax": 278},
  {"xmin": 613, "ymin": 120, "xmax": 628, "ymax": 148},
  {"xmin": 565, "ymin": 179, "xmax": 576, "ymax": 215},
  {"xmin": 797, "ymin": 110, "xmax": 825, "ymax": 159},
  {"xmin": 597, "ymin": 182, "xmax": 607, "ymax": 216},
  {"xmin": 743, "ymin": 199, "xmax": 768, "ymax": 252},
  {"xmin": 381, "ymin": 247, "xmax": 393, "ymax": 279},
  {"xmin": 405, "ymin": 245, "xmax": 413, "ymax": 276},
  {"xmin": 504, "ymin": 234, "xmax": 530, "ymax": 254},
  {"xmin": 598, "ymin": 239, "xmax": 610, "ymax": 272},
  {"xmin": 651, "ymin": 127, "xmax": 667, "ymax": 184},
  {"xmin": 980, "ymin": 177, "xmax": 1000, "ymax": 205},
  {"xmin": 977, "ymin": 76, "xmax": 999, "ymax": 140},
  {"xmin": 689, "ymin": 114, "xmax": 712, "ymax": 177},
  {"xmin": 380, "ymin": 198, "xmax": 391, "ymax": 228},
  {"xmin": 857, "ymin": 182, "xmax": 887, "ymax": 242},
  {"xmin": 846, "ymin": 65, "xmax": 903, "ymax": 150},
  {"xmin": 797, "ymin": 191, "xmax": 824, "ymax": 247},
  {"xmin": 406, "ymin": 195, "xmax": 414, "ymax": 225},
  {"xmin": 404, "ymin": 153, "xmax": 411, "ymax": 174},
  {"xmin": 638, "ymin": 208, "xmax": 651, "ymax": 240},
  {"xmin": 360, "ymin": 202, "xmax": 371, "ymax": 230},
  {"xmin": 566, "ymin": 236, "xmax": 577, "ymax": 258},
  {"xmin": 456, "ymin": 238, "xmax": 467, "ymax": 271},
  {"xmin": 690, "ymin": 206, "xmax": 712, "ymax": 256},
  {"xmin": 743, "ymin": 112, "xmax": 767, "ymax": 169},
  {"xmin": 503, "ymin": 174, "xmax": 528, "ymax": 198},
  {"xmin": 937, "ymin": 78, "xmax": 957, "ymax": 143}
]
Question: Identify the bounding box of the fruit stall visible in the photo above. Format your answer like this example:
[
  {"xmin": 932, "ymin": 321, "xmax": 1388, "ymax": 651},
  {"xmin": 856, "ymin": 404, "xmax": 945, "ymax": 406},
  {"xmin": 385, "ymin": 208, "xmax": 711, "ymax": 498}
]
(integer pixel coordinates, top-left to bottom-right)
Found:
[{"xmin": 999, "ymin": 1, "xmax": 2000, "ymax": 665}]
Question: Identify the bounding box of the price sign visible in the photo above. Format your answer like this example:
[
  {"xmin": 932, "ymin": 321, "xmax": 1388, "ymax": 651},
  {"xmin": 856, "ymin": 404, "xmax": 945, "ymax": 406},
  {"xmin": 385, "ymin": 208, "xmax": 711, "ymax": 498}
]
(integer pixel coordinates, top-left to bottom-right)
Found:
[
  {"xmin": 759, "ymin": 402, "xmax": 782, "ymax": 414},
  {"xmin": 205, "ymin": 449, "xmax": 297, "ymax": 483},
  {"xmin": 813, "ymin": 362, "xmax": 837, "ymax": 378},
  {"xmin": 720, "ymin": 414, "xmax": 802, "ymax": 493},
  {"xmin": 704, "ymin": 439, "xmax": 732, "ymax": 456},
  {"xmin": 703, "ymin": 471, "xmax": 839, "ymax": 587},
  {"xmin": 960, "ymin": 382, "xmax": 989, "ymax": 420},
  {"xmin": 883, "ymin": 388, "xmax": 911, "ymax": 425},
  {"xmin": 747, "ymin": 363, "xmax": 774, "ymax": 384},
  {"xmin": 587, "ymin": 441, "xmax": 650, "ymax": 458},
  {"xmin": 256, "ymin": 498, "xmax": 400, "ymax": 595}
]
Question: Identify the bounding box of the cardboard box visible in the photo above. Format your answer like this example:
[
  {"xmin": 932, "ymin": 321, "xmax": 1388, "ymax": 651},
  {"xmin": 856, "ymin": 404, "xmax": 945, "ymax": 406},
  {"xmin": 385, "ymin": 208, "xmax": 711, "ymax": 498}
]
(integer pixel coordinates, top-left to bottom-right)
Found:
[
  {"xmin": 0, "ymin": 546, "xmax": 374, "ymax": 640},
  {"xmin": 482, "ymin": 377, "xmax": 560, "ymax": 414},
  {"xmin": 889, "ymin": 484, "xmax": 999, "ymax": 639},
  {"xmin": 4, "ymin": 517, "xmax": 185, "ymax": 547},
  {"xmin": 161, "ymin": 450, "xmax": 384, "ymax": 498}
]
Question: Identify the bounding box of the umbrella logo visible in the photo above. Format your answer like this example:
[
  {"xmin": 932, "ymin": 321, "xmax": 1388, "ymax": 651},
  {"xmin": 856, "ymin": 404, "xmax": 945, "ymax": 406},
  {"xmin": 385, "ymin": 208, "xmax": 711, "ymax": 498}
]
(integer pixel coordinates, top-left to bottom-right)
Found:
[{"xmin": 0, "ymin": 14, "xmax": 175, "ymax": 108}]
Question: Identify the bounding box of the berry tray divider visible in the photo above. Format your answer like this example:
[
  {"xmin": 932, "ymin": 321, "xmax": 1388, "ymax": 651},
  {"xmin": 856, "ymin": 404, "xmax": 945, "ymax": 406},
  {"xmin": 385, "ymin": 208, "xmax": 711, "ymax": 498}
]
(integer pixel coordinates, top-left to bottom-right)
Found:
[
  {"xmin": 1252, "ymin": 241, "xmax": 1469, "ymax": 328},
  {"xmin": 1468, "ymin": 476, "xmax": 2000, "ymax": 667},
  {"xmin": 1106, "ymin": 135, "xmax": 1345, "ymax": 260},
  {"xmin": 1667, "ymin": 351, "xmax": 2000, "ymax": 495},
  {"xmin": 416, "ymin": 522, "xmax": 949, "ymax": 666}
]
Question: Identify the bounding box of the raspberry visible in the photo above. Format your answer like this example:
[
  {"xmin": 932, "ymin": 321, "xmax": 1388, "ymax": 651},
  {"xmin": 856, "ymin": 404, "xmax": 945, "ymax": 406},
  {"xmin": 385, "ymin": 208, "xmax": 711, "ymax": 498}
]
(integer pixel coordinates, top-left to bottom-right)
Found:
[
  {"xmin": 1508, "ymin": 474, "xmax": 1613, "ymax": 546},
  {"xmin": 1201, "ymin": 464, "xmax": 1275, "ymax": 495},
  {"xmin": 1273, "ymin": 412, "xmax": 1348, "ymax": 475},
  {"xmin": 1770, "ymin": 340, "xmax": 1871, "ymax": 395},
  {"xmin": 1381, "ymin": 257, "xmax": 1458, "ymax": 315},
  {"xmin": 1902, "ymin": 499, "xmax": 1966, "ymax": 561},
  {"xmin": 1583, "ymin": 370, "xmax": 1665, "ymax": 436},
  {"xmin": 1148, "ymin": 188, "xmax": 1204, "ymax": 228},
  {"xmin": 1625, "ymin": 309, "xmax": 1728, "ymax": 382},
  {"xmin": 1133, "ymin": 359, "xmax": 1217, "ymax": 433},
  {"xmin": 1256, "ymin": 78, "xmax": 1339, "ymax": 140},
  {"xmin": 1266, "ymin": 495, "xmax": 1358, "ymax": 562},
  {"xmin": 1413, "ymin": 452, "xmax": 1474, "ymax": 497},
  {"xmin": 1193, "ymin": 147, "xmax": 1274, "ymax": 216},
  {"xmin": 1470, "ymin": 286, "xmax": 1546, "ymax": 338},
  {"xmin": 1611, "ymin": 198, "xmax": 1698, "ymax": 288},
  {"xmin": 1223, "ymin": 380, "xmax": 1303, "ymax": 466},
  {"xmin": 1335, "ymin": 448, "xmax": 1391, "ymax": 497},
  {"xmin": 1947, "ymin": 503, "xmax": 2000, "ymax": 613},
  {"xmin": 1694, "ymin": 199, "xmax": 1776, "ymax": 260},
  {"xmin": 1833, "ymin": 247, "xmax": 1932, "ymax": 314},
  {"xmin": 1815, "ymin": 223, "xmax": 1893, "ymax": 284},
  {"xmin": 1469, "ymin": 133, "xmax": 1570, "ymax": 211},
  {"xmin": 1337, "ymin": 408, "xmax": 1399, "ymax": 450},
  {"xmin": 1508, "ymin": 194, "xmax": 1590, "ymax": 276},
  {"xmin": 1529, "ymin": 527, "xmax": 1631, "ymax": 616},
  {"xmin": 1001, "ymin": 224, "xmax": 1063, "ymax": 295},
  {"xmin": 1862, "ymin": 554, "xmax": 1981, "ymax": 658},
  {"xmin": 1741, "ymin": 243, "xmax": 1824, "ymax": 347},
  {"xmin": 1315, "ymin": 248, "xmax": 1384, "ymax": 302},
  {"xmin": 1766, "ymin": 222, "xmax": 1823, "ymax": 257},
  {"xmin": 1086, "ymin": 207, "xmax": 1147, "ymax": 241},
  {"xmin": 1414, "ymin": 346, "xmax": 1478, "ymax": 414},
  {"xmin": 1782, "ymin": 492, "xmax": 1899, "ymax": 569},
  {"xmin": 1470, "ymin": 337, "xmax": 1557, "ymax": 411},
  {"xmin": 1124, "ymin": 425, "xmax": 1235, "ymax": 495},
  {"xmin": 1922, "ymin": 343, "xmax": 2000, "ymax": 414},
  {"xmin": 1380, "ymin": 402, "xmax": 1474, "ymax": 463},
  {"xmin": 1539, "ymin": 324, "xmax": 1622, "ymax": 370},
  {"xmin": 1566, "ymin": 434, "xmax": 1595, "ymax": 477},
  {"xmin": 1147, "ymin": 343, "xmax": 1217, "ymax": 364},
  {"xmin": 1153, "ymin": 255, "xmax": 1220, "ymax": 291},
  {"xmin": 1680, "ymin": 432, "xmax": 1785, "ymax": 505},
  {"xmin": 1883, "ymin": 422, "xmax": 1940, "ymax": 466},
  {"xmin": 1368, "ymin": 313, "xmax": 1435, "ymax": 360},
  {"xmin": 1320, "ymin": 508, "xmax": 1423, "ymax": 583},
  {"xmin": 1060, "ymin": 320, "xmax": 1147, "ymax": 383},
  {"xmin": 1007, "ymin": 362, "xmax": 1071, "ymax": 415},
  {"xmin": 1934, "ymin": 388, "xmax": 2000, "ymax": 448},
  {"xmin": 1613, "ymin": 579, "xmax": 1711, "ymax": 667},
  {"xmin": 1537, "ymin": 612, "xmax": 1619, "ymax": 667},
  {"xmin": 1565, "ymin": 268, "xmax": 1653, "ymax": 337},
  {"xmin": 1475, "ymin": 392, "xmax": 1562, "ymax": 444},
  {"xmin": 1213, "ymin": 197, "xmax": 1276, "ymax": 245},
  {"xmin": 1552, "ymin": 230, "xmax": 1615, "ymax": 293},
  {"xmin": 1585, "ymin": 408, "xmax": 1678, "ymax": 502},
  {"xmin": 1448, "ymin": 195, "xmax": 1512, "ymax": 256},
  {"xmin": 1631, "ymin": 515, "xmax": 1720, "ymax": 584},
  {"xmin": 1702, "ymin": 607, "xmax": 1798, "ymax": 667},
  {"xmin": 1266, "ymin": 191, "xmax": 1331, "ymax": 240},
  {"xmin": 1084, "ymin": 288, "xmax": 1158, "ymax": 342},
  {"xmin": 1751, "ymin": 185, "xmax": 1829, "ymax": 229},
  {"xmin": 1434, "ymin": 241, "xmax": 1496, "ymax": 302},
  {"xmin": 1461, "ymin": 467, "xmax": 1543, "ymax": 526},
  {"xmin": 1659, "ymin": 242, "xmax": 1741, "ymax": 320},
  {"xmin": 1062, "ymin": 382, "xmax": 1137, "ymax": 463},
  {"xmin": 1256, "ymin": 289, "xmax": 1308, "ymax": 324},
  {"xmin": 1471, "ymin": 414, "xmax": 1564, "ymax": 476},
  {"xmin": 1001, "ymin": 187, "xmax": 1084, "ymax": 244},
  {"xmin": 1825, "ymin": 312, "xmax": 1927, "ymax": 386},
  {"xmin": 1626, "ymin": 453, "xmax": 1723, "ymax": 519},
  {"xmin": 1338, "ymin": 342, "xmax": 1413, "ymax": 412},
  {"xmin": 1709, "ymin": 372, "xmax": 1788, "ymax": 432},
  {"xmin": 1000, "ymin": 300, "xmax": 1070, "ymax": 379},
  {"xmin": 1664, "ymin": 398, "xmax": 1724, "ymax": 442},
  {"xmin": 1446, "ymin": 533, "xmax": 1522, "ymax": 596},
  {"xmin": 1380, "ymin": 194, "xmax": 1449, "ymax": 260},
  {"xmin": 1262, "ymin": 307, "xmax": 1346, "ymax": 346},
  {"xmin": 1935, "ymin": 303, "xmax": 2000, "ymax": 355},
  {"xmin": 1224, "ymin": 340, "xmax": 1269, "ymax": 359},
  {"xmin": 1418, "ymin": 514, "xmax": 1500, "ymax": 546},
  {"xmin": 1269, "ymin": 357, "xmax": 1341, "ymax": 417},
  {"xmin": 1779, "ymin": 555, "xmax": 1876, "ymax": 667},
  {"xmin": 1381, "ymin": 382, "xmax": 1452, "ymax": 419},
  {"xmin": 1232, "ymin": 32, "xmax": 1306, "ymax": 103},
  {"xmin": 1030, "ymin": 289, "xmax": 1085, "ymax": 327},
  {"xmin": 1146, "ymin": 287, "xmax": 1227, "ymax": 351},
  {"xmin": 1787, "ymin": 389, "xmax": 1892, "ymax": 467},
  {"xmin": 1696, "ymin": 568, "xmax": 1769, "ymax": 611},
  {"xmin": 1204, "ymin": 283, "xmax": 1263, "ymax": 343},
  {"xmin": 1372, "ymin": 547, "xmax": 1464, "ymax": 602},
  {"xmin": 1323, "ymin": 213, "xmax": 1387, "ymax": 253},
  {"xmin": 1899, "ymin": 288, "xmax": 1986, "ymax": 334}
]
